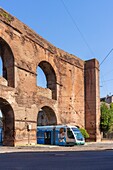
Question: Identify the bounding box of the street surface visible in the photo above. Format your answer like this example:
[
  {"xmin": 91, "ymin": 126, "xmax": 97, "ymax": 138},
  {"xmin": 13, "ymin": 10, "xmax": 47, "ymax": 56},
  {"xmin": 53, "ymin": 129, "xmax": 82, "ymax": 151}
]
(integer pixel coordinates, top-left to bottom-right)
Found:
[
  {"xmin": 0, "ymin": 142, "xmax": 113, "ymax": 169},
  {"xmin": 0, "ymin": 150, "xmax": 113, "ymax": 170},
  {"xmin": 1, "ymin": 142, "xmax": 113, "ymax": 153}
]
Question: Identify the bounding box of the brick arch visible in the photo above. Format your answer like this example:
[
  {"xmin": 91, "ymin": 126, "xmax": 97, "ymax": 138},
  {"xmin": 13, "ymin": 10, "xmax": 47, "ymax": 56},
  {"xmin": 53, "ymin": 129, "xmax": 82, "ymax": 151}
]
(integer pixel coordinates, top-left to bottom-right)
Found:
[
  {"xmin": 37, "ymin": 61, "xmax": 57, "ymax": 100},
  {"xmin": 0, "ymin": 97, "xmax": 15, "ymax": 146},
  {"xmin": 37, "ymin": 106, "xmax": 57, "ymax": 126},
  {"xmin": 0, "ymin": 37, "xmax": 15, "ymax": 87}
]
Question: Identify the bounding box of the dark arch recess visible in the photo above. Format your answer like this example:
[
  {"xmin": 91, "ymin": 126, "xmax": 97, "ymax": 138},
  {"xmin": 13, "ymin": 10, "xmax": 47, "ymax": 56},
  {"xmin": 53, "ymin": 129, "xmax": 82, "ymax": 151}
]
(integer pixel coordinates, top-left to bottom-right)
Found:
[
  {"xmin": 0, "ymin": 98, "xmax": 15, "ymax": 146},
  {"xmin": 37, "ymin": 106, "xmax": 57, "ymax": 126},
  {"xmin": 0, "ymin": 37, "xmax": 15, "ymax": 87}
]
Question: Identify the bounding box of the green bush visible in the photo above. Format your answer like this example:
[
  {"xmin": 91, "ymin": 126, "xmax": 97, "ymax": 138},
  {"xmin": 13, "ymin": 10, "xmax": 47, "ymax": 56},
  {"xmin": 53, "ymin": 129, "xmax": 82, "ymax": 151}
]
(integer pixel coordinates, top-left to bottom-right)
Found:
[{"xmin": 79, "ymin": 128, "xmax": 89, "ymax": 139}]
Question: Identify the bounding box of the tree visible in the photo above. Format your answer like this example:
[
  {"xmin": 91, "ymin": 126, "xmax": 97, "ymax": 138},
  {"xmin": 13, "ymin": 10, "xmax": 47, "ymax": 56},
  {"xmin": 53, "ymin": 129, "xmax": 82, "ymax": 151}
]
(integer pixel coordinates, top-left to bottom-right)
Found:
[
  {"xmin": 100, "ymin": 102, "xmax": 112, "ymax": 137},
  {"xmin": 110, "ymin": 103, "xmax": 113, "ymax": 110},
  {"xmin": 108, "ymin": 103, "xmax": 113, "ymax": 132}
]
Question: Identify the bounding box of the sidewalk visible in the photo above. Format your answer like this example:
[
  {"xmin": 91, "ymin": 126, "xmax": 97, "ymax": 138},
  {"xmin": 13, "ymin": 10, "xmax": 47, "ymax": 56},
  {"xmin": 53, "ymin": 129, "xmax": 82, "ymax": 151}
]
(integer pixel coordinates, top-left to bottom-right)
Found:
[{"xmin": 0, "ymin": 141, "xmax": 113, "ymax": 153}]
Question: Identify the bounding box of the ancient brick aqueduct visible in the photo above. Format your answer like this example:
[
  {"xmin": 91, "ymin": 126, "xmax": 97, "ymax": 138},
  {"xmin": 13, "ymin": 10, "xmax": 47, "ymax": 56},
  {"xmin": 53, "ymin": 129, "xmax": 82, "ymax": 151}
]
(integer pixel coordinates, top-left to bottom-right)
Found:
[{"xmin": 0, "ymin": 8, "xmax": 101, "ymax": 146}]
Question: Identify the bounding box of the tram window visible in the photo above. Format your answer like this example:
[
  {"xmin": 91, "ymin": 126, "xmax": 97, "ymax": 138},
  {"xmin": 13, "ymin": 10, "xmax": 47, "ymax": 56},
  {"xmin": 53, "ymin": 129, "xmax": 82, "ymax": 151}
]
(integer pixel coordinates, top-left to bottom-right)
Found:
[
  {"xmin": 37, "ymin": 131, "xmax": 43, "ymax": 138},
  {"xmin": 67, "ymin": 128, "xmax": 74, "ymax": 139},
  {"xmin": 44, "ymin": 132, "xmax": 51, "ymax": 139}
]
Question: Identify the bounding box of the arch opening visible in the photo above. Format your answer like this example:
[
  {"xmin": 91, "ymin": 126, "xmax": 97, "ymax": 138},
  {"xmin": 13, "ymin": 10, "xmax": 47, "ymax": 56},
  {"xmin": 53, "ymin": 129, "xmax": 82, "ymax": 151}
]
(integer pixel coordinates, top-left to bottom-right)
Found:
[
  {"xmin": 37, "ymin": 106, "xmax": 57, "ymax": 126},
  {"xmin": 37, "ymin": 61, "xmax": 57, "ymax": 100},
  {"xmin": 0, "ymin": 37, "xmax": 15, "ymax": 87},
  {"xmin": 37, "ymin": 66, "xmax": 47, "ymax": 88},
  {"xmin": 0, "ymin": 110, "xmax": 3, "ymax": 145},
  {"xmin": 0, "ymin": 57, "xmax": 2, "ymax": 76},
  {"xmin": 0, "ymin": 98, "xmax": 15, "ymax": 146}
]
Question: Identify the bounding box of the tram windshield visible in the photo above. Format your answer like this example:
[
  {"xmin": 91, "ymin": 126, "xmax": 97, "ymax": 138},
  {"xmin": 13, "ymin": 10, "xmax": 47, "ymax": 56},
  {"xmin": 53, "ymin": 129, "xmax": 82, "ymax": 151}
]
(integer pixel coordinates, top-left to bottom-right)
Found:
[{"xmin": 72, "ymin": 128, "xmax": 84, "ymax": 141}]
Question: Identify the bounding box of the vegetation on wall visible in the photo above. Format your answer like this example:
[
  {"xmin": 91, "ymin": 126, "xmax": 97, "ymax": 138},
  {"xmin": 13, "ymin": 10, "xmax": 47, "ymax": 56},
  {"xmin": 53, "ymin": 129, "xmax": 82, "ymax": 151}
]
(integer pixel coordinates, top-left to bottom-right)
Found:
[{"xmin": 0, "ymin": 11, "xmax": 12, "ymax": 22}]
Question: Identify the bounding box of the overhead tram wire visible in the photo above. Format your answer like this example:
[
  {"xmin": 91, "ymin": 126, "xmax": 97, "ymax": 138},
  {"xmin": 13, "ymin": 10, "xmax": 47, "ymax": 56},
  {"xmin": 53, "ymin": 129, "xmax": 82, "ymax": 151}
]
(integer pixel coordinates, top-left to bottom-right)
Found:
[
  {"xmin": 99, "ymin": 48, "xmax": 113, "ymax": 67},
  {"xmin": 99, "ymin": 48, "xmax": 113, "ymax": 95},
  {"xmin": 60, "ymin": 0, "xmax": 96, "ymax": 98},
  {"xmin": 60, "ymin": 1, "xmax": 113, "ymax": 96},
  {"xmin": 102, "ymin": 78, "xmax": 113, "ymax": 83},
  {"xmin": 60, "ymin": 0, "xmax": 95, "ymax": 57},
  {"xmin": 60, "ymin": 1, "xmax": 113, "ymax": 68}
]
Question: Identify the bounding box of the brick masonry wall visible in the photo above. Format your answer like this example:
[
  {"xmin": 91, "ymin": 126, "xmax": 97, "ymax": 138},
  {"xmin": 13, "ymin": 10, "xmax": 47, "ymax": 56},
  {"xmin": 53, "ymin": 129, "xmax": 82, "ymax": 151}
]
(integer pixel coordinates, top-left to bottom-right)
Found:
[
  {"xmin": 85, "ymin": 59, "xmax": 101, "ymax": 142},
  {"xmin": 0, "ymin": 8, "xmax": 100, "ymax": 146}
]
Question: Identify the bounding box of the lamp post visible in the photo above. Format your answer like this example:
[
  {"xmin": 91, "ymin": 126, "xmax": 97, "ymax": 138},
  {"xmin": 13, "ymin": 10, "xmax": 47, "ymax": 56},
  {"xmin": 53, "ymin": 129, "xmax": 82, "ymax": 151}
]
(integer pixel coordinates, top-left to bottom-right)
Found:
[{"xmin": 27, "ymin": 124, "xmax": 31, "ymax": 145}]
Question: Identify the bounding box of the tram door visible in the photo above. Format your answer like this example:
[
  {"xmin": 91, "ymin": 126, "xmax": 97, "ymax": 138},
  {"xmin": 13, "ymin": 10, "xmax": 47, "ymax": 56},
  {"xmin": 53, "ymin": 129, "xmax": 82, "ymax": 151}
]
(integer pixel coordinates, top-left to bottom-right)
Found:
[
  {"xmin": 44, "ymin": 131, "xmax": 51, "ymax": 144},
  {"xmin": 0, "ymin": 128, "xmax": 2, "ymax": 145},
  {"xmin": 53, "ymin": 127, "xmax": 56, "ymax": 145}
]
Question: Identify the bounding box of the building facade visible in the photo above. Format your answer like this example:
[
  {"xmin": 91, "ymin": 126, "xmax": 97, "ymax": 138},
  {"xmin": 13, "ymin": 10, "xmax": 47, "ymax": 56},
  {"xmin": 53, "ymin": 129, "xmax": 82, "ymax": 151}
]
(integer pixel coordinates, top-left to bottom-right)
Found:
[
  {"xmin": 0, "ymin": 8, "xmax": 101, "ymax": 146},
  {"xmin": 101, "ymin": 95, "xmax": 113, "ymax": 104}
]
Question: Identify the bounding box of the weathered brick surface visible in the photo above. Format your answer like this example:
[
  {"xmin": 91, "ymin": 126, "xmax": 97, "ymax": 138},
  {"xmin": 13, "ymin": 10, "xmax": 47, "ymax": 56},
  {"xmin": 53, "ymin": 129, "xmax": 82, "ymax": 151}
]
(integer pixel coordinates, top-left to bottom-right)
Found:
[
  {"xmin": 0, "ymin": 8, "xmax": 101, "ymax": 146},
  {"xmin": 85, "ymin": 59, "xmax": 101, "ymax": 142}
]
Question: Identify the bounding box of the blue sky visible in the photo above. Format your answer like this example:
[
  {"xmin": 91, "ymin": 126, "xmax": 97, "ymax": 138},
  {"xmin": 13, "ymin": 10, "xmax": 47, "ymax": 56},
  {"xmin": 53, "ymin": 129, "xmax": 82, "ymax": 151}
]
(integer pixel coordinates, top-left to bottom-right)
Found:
[{"xmin": 0, "ymin": 0, "xmax": 113, "ymax": 97}]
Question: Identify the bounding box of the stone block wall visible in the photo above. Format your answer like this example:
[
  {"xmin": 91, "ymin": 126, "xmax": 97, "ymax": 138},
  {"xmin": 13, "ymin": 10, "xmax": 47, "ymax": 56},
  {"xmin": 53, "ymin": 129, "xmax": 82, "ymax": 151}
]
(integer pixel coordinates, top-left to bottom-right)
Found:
[
  {"xmin": 0, "ymin": 8, "xmax": 101, "ymax": 146},
  {"xmin": 85, "ymin": 59, "xmax": 101, "ymax": 141}
]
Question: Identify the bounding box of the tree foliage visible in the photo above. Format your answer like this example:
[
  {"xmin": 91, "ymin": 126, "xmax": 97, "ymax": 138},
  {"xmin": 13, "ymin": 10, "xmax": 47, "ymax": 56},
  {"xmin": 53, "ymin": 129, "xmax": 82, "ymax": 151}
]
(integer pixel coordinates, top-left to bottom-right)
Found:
[
  {"xmin": 100, "ymin": 102, "xmax": 113, "ymax": 134},
  {"xmin": 79, "ymin": 128, "xmax": 89, "ymax": 139}
]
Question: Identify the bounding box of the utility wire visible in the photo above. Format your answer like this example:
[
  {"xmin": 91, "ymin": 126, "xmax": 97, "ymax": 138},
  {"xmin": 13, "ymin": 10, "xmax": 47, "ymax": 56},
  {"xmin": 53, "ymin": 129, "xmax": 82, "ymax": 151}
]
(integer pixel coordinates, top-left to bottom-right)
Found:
[
  {"xmin": 99, "ymin": 48, "xmax": 113, "ymax": 96},
  {"xmin": 99, "ymin": 48, "xmax": 113, "ymax": 67},
  {"xmin": 102, "ymin": 78, "xmax": 113, "ymax": 83},
  {"xmin": 61, "ymin": 0, "xmax": 113, "ymax": 96},
  {"xmin": 60, "ymin": 0, "xmax": 95, "ymax": 57}
]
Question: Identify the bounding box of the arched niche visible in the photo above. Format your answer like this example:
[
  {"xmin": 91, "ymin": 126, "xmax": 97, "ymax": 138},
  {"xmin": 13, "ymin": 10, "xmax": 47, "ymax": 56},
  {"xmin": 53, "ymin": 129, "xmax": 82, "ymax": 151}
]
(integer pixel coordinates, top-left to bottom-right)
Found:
[
  {"xmin": 37, "ymin": 61, "xmax": 57, "ymax": 100},
  {"xmin": 0, "ymin": 57, "xmax": 2, "ymax": 76},
  {"xmin": 0, "ymin": 98, "xmax": 15, "ymax": 146},
  {"xmin": 37, "ymin": 66, "xmax": 47, "ymax": 88},
  {"xmin": 37, "ymin": 106, "xmax": 57, "ymax": 126},
  {"xmin": 0, "ymin": 37, "xmax": 15, "ymax": 87}
]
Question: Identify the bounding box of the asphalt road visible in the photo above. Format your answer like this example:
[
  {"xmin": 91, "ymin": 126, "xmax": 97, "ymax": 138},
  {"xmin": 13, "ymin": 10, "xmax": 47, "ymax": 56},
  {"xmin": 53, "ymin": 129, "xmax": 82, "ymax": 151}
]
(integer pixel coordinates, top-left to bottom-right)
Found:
[{"xmin": 0, "ymin": 150, "xmax": 113, "ymax": 170}]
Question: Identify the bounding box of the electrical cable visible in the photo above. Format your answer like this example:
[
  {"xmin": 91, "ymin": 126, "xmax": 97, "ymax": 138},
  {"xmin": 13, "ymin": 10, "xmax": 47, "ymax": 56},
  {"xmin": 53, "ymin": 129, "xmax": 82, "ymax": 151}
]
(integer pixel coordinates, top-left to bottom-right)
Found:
[
  {"xmin": 99, "ymin": 49, "xmax": 113, "ymax": 96},
  {"xmin": 60, "ymin": 0, "xmax": 113, "ymax": 97},
  {"xmin": 99, "ymin": 48, "xmax": 113, "ymax": 67},
  {"xmin": 60, "ymin": 0, "xmax": 95, "ymax": 57},
  {"xmin": 102, "ymin": 78, "xmax": 113, "ymax": 83}
]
